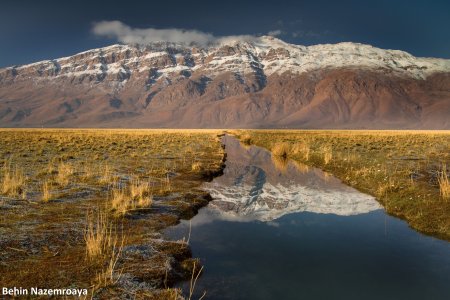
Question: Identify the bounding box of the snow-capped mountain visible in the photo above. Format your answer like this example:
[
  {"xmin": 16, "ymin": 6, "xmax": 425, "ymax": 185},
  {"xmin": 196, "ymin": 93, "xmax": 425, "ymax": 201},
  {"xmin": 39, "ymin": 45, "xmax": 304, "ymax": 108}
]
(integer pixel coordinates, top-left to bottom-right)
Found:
[{"xmin": 0, "ymin": 36, "xmax": 449, "ymax": 128}]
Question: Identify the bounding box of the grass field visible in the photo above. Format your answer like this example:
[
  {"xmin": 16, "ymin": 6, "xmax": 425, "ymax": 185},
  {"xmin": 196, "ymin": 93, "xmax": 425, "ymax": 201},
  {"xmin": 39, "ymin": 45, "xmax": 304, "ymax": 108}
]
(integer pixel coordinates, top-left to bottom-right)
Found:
[
  {"xmin": 2, "ymin": 128, "xmax": 449, "ymax": 298},
  {"xmin": 233, "ymin": 130, "xmax": 450, "ymax": 240},
  {"xmin": 0, "ymin": 129, "xmax": 224, "ymax": 299}
]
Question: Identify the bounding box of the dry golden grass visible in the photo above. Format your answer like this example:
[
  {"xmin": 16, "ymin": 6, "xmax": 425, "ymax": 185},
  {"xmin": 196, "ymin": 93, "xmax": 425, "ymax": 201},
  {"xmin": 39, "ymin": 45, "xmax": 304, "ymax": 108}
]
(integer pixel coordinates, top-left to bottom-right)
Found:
[
  {"xmin": 99, "ymin": 164, "xmax": 113, "ymax": 185},
  {"xmin": 130, "ymin": 179, "xmax": 153, "ymax": 207},
  {"xmin": 162, "ymin": 174, "xmax": 172, "ymax": 193},
  {"xmin": 322, "ymin": 145, "xmax": 333, "ymax": 165},
  {"xmin": 438, "ymin": 165, "xmax": 450, "ymax": 201},
  {"xmin": 240, "ymin": 134, "xmax": 253, "ymax": 145},
  {"xmin": 0, "ymin": 128, "xmax": 225, "ymax": 297},
  {"xmin": 191, "ymin": 161, "xmax": 203, "ymax": 171},
  {"xmin": 1, "ymin": 164, "xmax": 25, "ymax": 197},
  {"xmin": 94, "ymin": 243, "xmax": 123, "ymax": 289},
  {"xmin": 292, "ymin": 142, "xmax": 310, "ymax": 161},
  {"xmin": 111, "ymin": 180, "xmax": 154, "ymax": 216},
  {"xmin": 292, "ymin": 160, "xmax": 310, "ymax": 174},
  {"xmin": 376, "ymin": 178, "xmax": 397, "ymax": 199},
  {"xmin": 56, "ymin": 162, "xmax": 73, "ymax": 186},
  {"xmin": 272, "ymin": 155, "xmax": 289, "ymax": 172},
  {"xmin": 41, "ymin": 181, "xmax": 52, "ymax": 202},
  {"xmin": 46, "ymin": 160, "xmax": 56, "ymax": 175},
  {"xmin": 85, "ymin": 211, "xmax": 114, "ymax": 260},
  {"xmin": 81, "ymin": 164, "xmax": 95, "ymax": 182},
  {"xmin": 110, "ymin": 188, "xmax": 130, "ymax": 216},
  {"xmin": 86, "ymin": 211, "xmax": 123, "ymax": 288},
  {"xmin": 26, "ymin": 129, "xmax": 222, "ymax": 186},
  {"xmin": 188, "ymin": 262, "xmax": 205, "ymax": 300},
  {"xmin": 271, "ymin": 142, "xmax": 291, "ymax": 158}
]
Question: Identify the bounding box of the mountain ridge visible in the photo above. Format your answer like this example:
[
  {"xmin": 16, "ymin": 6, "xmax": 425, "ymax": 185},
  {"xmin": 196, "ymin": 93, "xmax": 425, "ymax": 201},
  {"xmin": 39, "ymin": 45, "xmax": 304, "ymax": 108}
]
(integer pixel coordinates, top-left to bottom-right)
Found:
[{"xmin": 0, "ymin": 36, "xmax": 449, "ymax": 128}]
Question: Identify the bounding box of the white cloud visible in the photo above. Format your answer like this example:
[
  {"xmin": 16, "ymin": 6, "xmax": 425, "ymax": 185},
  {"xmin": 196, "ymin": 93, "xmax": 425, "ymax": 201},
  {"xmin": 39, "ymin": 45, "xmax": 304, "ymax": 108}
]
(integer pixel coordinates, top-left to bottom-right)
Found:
[
  {"xmin": 92, "ymin": 20, "xmax": 261, "ymax": 46},
  {"xmin": 291, "ymin": 29, "xmax": 331, "ymax": 39},
  {"xmin": 267, "ymin": 30, "xmax": 283, "ymax": 37}
]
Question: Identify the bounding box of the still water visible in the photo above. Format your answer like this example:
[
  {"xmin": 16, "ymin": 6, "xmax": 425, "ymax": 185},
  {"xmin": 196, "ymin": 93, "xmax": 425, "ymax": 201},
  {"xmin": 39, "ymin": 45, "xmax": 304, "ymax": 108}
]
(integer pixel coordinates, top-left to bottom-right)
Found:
[{"xmin": 165, "ymin": 136, "xmax": 450, "ymax": 300}]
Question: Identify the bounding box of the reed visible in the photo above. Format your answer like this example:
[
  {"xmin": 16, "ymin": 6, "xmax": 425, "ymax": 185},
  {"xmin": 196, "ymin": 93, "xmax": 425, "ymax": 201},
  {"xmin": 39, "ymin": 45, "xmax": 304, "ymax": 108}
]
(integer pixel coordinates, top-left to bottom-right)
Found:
[
  {"xmin": 84, "ymin": 211, "xmax": 116, "ymax": 261},
  {"xmin": 438, "ymin": 165, "xmax": 450, "ymax": 201}
]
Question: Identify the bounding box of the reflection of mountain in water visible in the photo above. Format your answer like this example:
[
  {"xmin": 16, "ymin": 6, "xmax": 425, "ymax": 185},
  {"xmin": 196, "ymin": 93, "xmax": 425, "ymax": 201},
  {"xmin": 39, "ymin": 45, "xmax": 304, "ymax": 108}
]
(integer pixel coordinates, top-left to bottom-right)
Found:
[{"xmin": 203, "ymin": 136, "xmax": 381, "ymax": 221}]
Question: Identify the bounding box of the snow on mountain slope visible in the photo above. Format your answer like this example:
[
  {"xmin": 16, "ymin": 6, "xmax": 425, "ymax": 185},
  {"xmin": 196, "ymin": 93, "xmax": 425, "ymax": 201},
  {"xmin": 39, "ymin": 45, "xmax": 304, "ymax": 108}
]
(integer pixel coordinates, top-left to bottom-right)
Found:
[
  {"xmin": 0, "ymin": 36, "xmax": 449, "ymax": 128},
  {"xmin": 3, "ymin": 36, "xmax": 449, "ymax": 82}
]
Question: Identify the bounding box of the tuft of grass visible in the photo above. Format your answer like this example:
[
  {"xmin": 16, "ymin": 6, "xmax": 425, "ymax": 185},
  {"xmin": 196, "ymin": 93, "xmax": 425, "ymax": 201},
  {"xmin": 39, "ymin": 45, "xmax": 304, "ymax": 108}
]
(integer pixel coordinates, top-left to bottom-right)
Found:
[
  {"xmin": 292, "ymin": 142, "xmax": 310, "ymax": 161},
  {"xmin": 191, "ymin": 162, "xmax": 203, "ymax": 171},
  {"xmin": 46, "ymin": 161, "xmax": 56, "ymax": 175},
  {"xmin": 56, "ymin": 162, "xmax": 73, "ymax": 186},
  {"xmin": 85, "ymin": 210, "xmax": 124, "ymax": 289},
  {"xmin": 41, "ymin": 181, "xmax": 52, "ymax": 202},
  {"xmin": 323, "ymin": 146, "xmax": 333, "ymax": 165},
  {"xmin": 130, "ymin": 179, "xmax": 153, "ymax": 207},
  {"xmin": 271, "ymin": 142, "xmax": 291, "ymax": 158},
  {"xmin": 99, "ymin": 164, "xmax": 112, "ymax": 185},
  {"xmin": 111, "ymin": 182, "xmax": 153, "ymax": 216},
  {"xmin": 84, "ymin": 211, "xmax": 116, "ymax": 261},
  {"xmin": 438, "ymin": 165, "xmax": 450, "ymax": 201},
  {"xmin": 110, "ymin": 188, "xmax": 130, "ymax": 216},
  {"xmin": 1, "ymin": 164, "xmax": 25, "ymax": 198},
  {"xmin": 81, "ymin": 164, "xmax": 94, "ymax": 182},
  {"xmin": 376, "ymin": 178, "xmax": 398, "ymax": 199},
  {"xmin": 94, "ymin": 241, "xmax": 123, "ymax": 289}
]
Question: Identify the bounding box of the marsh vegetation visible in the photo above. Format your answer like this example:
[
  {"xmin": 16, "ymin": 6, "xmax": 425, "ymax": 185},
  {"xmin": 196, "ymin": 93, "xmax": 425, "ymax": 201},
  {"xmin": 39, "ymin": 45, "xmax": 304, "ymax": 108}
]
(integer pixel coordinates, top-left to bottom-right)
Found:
[
  {"xmin": 1, "ymin": 128, "xmax": 449, "ymax": 299},
  {"xmin": 0, "ymin": 129, "xmax": 225, "ymax": 299}
]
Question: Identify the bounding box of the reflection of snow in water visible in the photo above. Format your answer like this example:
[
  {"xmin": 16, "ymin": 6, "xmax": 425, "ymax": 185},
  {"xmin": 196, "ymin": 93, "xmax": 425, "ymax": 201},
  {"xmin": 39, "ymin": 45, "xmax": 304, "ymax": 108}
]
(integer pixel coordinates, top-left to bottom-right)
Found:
[{"xmin": 203, "ymin": 136, "xmax": 380, "ymax": 221}]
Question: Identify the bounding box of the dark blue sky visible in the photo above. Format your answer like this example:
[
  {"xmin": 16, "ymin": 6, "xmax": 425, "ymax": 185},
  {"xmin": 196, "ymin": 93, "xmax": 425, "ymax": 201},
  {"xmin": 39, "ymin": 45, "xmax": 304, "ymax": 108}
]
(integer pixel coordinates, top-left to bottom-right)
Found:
[{"xmin": 1, "ymin": 0, "xmax": 449, "ymax": 67}]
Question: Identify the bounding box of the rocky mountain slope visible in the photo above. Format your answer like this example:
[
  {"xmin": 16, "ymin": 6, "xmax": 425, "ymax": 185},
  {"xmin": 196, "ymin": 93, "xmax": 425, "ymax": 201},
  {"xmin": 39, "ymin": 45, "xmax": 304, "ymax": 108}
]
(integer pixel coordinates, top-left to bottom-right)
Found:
[{"xmin": 0, "ymin": 36, "xmax": 449, "ymax": 128}]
